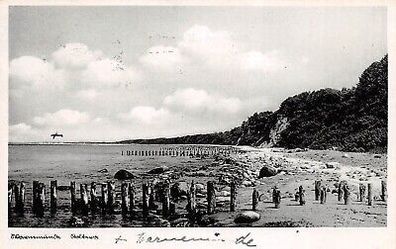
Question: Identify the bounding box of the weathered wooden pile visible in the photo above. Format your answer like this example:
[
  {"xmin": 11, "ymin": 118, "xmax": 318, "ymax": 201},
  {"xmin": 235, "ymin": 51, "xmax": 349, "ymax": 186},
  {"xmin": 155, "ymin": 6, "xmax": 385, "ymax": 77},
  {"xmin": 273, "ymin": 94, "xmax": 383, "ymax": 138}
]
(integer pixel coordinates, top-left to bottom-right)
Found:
[
  {"xmin": 8, "ymin": 179, "xmax": 228, "ymax": 220},
  {"xmin": 8, "ymin": 177, "xmax": 387, "ymax": 222},
  {"xmin": 310, "ymin": 180, "xmax": 387, "ymax": 206},
  {"xmin": 121, "ymin": 146, "xmax": 237, "ymax": 157}
]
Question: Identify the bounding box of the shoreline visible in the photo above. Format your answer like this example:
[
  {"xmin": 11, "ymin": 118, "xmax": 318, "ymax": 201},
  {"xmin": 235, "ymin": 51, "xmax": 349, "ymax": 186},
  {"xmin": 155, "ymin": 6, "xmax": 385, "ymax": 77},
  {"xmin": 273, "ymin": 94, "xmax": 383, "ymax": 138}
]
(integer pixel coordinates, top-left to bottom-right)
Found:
[{"xmin": 8, "ymin": 145, "xmax": 387, "ymax": 227}]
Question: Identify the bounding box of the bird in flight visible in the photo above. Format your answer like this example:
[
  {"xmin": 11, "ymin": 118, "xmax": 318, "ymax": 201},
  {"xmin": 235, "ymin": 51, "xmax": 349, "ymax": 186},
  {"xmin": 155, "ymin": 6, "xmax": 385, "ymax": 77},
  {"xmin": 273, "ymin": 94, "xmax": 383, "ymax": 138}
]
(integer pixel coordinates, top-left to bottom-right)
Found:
[{"xmin": 50, "ymin": 132, "xmax": 63, "ymax": 139}]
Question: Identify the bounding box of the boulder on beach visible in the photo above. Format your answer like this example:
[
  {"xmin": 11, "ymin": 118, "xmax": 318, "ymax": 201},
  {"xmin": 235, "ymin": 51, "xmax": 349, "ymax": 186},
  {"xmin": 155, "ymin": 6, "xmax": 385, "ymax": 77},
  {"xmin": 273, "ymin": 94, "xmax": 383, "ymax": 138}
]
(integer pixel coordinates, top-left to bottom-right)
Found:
[
  {"xmin": 148, "ymin": 166, "xmax": 169, "ymax": 174},
  {"xmin": 258, "ymin": 165, "xmax": 278, "ymax": 178},
  {"xmin": 114, "ymin": 169, "xmax": 135, "ymax": 180},
  {"xmin": 234, "ymin": 211, "xmax": 261, "ymax": 223}
]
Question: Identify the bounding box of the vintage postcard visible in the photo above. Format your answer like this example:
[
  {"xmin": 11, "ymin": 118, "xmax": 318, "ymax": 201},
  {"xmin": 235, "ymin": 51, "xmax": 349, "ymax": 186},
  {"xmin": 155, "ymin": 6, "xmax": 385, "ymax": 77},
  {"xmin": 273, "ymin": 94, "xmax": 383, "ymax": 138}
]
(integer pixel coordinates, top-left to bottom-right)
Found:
[{"xmin": 1, "ymin": 1, "xmax": 395, "ymax": 249}]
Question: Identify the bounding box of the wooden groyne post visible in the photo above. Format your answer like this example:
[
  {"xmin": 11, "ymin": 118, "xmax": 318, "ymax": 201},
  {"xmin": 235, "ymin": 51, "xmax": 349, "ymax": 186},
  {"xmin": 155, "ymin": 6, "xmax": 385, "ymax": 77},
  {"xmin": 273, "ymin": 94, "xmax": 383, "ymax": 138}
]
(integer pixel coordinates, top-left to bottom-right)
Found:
[
  {"xmin": 187, "ymin": 181, "xmax": 196, "ymax": 215},
  {"xmin": 207, "ymin": 181, "xmax": 216, "ymax": 214},
  {"xmin": 148, "ymin": 184, "xmax": 156, "ymax": 210},
  {"xmin": 8, "ymin": 184, "xmax": 13, "ymax": 211},
  {"xmin": 50, "ymin": 180, "xmax": 57, "ymax": 213},
  {"xmin": 37, "ymin": 182, "xmax": 45, "ymax": 216},
  {"xmin": 298, "ymin": 185, "xmax": 305, "ymax": 205},
  {"xmin": 381, "ymin": 180, "xmax": 387, "ymax": 202},
  {"xmin": 343, "ymin": 184, "xmax": 350, "ymax": 205},
  {"xmin": 14, "ymin": 184, "xmax": 19, "ymax": 211},
  {"xmin": 320, "ymin": 186, "xmax": 327, "ymax": 204},
  {"xmin": 80, "ymin": 184, "xmax": 89, "ymax": 215},
  {"xmin": 295, "ymin": 191, "xmax": 299, "ymax": 202},
  {"xmin": 15, "ymin": 182, "xmax": 26, "ymax": 213},
  {"xmin": 252, "ymin": 189, "xmax": 259, "ymax": 211},
  {"xmin": 338, "ymin": 181, "xmax": 344, "ymax": 202},
  {"xmin": 359, "ymin": 183, "xmax": 366, "ymax": 202},
  {"xmin": 230, "ymin": 181, "xmax": 236, "ymax": 211},
  {"xmin": 273, "ymin": 188, "xmax": 281, "ymax": 208},
  {"xmin": 128, "ymin": 184, "xmax": 135, "ymax": 216},
  {"xmin": 107, "ymin": 181, "xmax": 115, "ymax": 213},
  {"xmin": 142, "ymin": 183, "xmax": 149, "ymax": 217},
  {"xmin": 90, "ymin": 182, "xmax": 98, "ymax": 213},
  {"xmin": 314, "ymin": 180, "xmax": 321, "ymax": 201},
  {"xmin": 70, "ymin": 181, "xmax": 76, "ymax": 214},
  {"xmin": 162, "ymin": 182, "xmax": 170, "ymax": 217},
  {"xmin": 101, "ymin": 183, "xmax": 108, "ymax": 214},
  {"xmin": 32, "ymin": 181, "xmax": 39, "ymax": 213},
  {"xmin": 121, "ymin": 182, "xmax": 128, "ymax": 215},
  {"xmin": 367, "ymin": 183, "xmax": 373, "ymax": 206}
]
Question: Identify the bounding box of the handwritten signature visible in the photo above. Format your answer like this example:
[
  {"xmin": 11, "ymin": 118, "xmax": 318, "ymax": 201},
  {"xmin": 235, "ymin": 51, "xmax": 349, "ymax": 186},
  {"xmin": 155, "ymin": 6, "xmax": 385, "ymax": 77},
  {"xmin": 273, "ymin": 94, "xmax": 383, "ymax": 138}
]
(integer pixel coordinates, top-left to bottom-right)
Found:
[
  {"xmin": 135, "ymin": 232, "xmax": 256, "ymax": 247},
  {"xmin": 115, "ymin": 235, "xmax": 127, "ymax": 244},
  {"xmin": 235, "ymin": 233, "xmax": 257, "ymax": 247}
]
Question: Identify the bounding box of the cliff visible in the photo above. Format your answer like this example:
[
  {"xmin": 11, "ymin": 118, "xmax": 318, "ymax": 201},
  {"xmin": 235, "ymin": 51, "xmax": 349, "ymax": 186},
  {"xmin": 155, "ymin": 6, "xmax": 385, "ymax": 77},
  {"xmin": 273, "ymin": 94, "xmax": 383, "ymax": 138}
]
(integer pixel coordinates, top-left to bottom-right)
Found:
[{"xmin": 118, "ymin": 55, "xmax": 388, "ymax": 152}]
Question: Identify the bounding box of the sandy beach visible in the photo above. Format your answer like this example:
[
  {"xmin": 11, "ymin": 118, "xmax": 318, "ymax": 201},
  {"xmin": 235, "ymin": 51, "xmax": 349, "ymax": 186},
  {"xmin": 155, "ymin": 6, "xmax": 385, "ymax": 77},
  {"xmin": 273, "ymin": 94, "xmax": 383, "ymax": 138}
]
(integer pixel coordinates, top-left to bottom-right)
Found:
[
  {"xmin": 164, "ymin": 146, "xmax": 387, "ymax": 227},
  {"xmin": 8, "ymin": 145, "xmax": 387, "ymax": 227}
]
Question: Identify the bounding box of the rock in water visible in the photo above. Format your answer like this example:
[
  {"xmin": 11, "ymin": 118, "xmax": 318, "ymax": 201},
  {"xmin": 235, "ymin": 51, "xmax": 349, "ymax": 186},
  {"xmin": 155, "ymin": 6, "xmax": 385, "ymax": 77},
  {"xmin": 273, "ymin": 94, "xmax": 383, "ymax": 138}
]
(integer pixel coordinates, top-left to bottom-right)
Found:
[
  {"xmin": 258, "ymin": 165, "xmax": 278, "ymax": 178},
  {"xmin": 234, "ymin": 211, "xmax": 261, "ymax": 223},
  {"xmin": 114, "ymin": 169, "xmax": 135, "ymax": 180},
  {"xmin": 98, "ymin": 168, "xmax": 108, "ymax": 173},
  {"xmin": 148, "ymin": 166, "xmax": 169, "ymax": 174}
]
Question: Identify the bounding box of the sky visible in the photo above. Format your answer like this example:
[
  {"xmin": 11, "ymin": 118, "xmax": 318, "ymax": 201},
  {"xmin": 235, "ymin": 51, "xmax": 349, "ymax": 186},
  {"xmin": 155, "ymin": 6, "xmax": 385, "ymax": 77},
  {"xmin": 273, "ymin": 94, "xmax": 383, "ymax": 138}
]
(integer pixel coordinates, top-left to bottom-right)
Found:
[{"xmin": 8, "ymin": 6, "xmax": 387, "ymax": 142}]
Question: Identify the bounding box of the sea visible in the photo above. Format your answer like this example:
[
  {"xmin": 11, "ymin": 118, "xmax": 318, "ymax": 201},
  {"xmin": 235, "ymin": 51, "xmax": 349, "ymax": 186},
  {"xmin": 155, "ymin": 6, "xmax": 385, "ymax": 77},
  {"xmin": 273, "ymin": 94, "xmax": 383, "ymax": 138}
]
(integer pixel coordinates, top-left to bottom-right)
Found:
[{"xmin": 8, "ymin": 143, "xmax": 217, "ymax": 227}]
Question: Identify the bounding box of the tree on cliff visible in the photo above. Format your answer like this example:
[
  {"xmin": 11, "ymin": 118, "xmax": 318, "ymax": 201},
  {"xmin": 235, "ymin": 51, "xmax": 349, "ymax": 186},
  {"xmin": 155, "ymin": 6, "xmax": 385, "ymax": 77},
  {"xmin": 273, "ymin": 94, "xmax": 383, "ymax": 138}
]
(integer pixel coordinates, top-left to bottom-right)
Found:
[{"xmin": 119, "ymin": 55, "xmax": 388, "ymax": 152}]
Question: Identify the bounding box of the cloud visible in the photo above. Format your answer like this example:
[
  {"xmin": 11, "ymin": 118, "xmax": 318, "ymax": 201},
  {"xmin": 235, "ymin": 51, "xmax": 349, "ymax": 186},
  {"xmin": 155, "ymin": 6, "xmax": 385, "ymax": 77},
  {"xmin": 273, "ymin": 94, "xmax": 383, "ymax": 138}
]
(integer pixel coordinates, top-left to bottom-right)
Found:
[
  {"xmin": 9, "ymin": 123, "xmax": 38, "ymax": 141},
  {"xmin": 119, "ymin": 106, "xmax": 170, "ymax": 124},
  {"xmin": 139, "ymin": 25, "xmax": 283, "ymax": 74},
  {"xmin": 81, "ymin": 58, "xmax": 140, "ymax": 88},
  {"xmin": 239, "ymin": 50, "xmax": 284, "ymax": 72},
  {"xmin": 52, "ymin": 43, "xmax": 103, "ymax": 69},
  {"xmin": 11, "ymin": 43, "xmax": 141, "ymax": 93},
  {"xmin": 139, "ymin": 46, "xmax": 185, "ymax": 72},
  {"xmin": 178, "ymin": 25, "xmax": 283, "ymax": 72},
  {"xmin": 180, "ymin": 25, "xmax": 235, "ymax": 59},
  {"xmin": 10, "ymin": 56, "xmax": 65, "ymax": 89},
  {"xmin": 164, "ymin": 88, "xmax": 242, "ymax": 114},
  {"xmin": 10, "ymin": 123, "xmax": 33, "ymax": 135},
  {"xmin": 33, "ymin": 109, "xmax": 91, "ymax": 127}
]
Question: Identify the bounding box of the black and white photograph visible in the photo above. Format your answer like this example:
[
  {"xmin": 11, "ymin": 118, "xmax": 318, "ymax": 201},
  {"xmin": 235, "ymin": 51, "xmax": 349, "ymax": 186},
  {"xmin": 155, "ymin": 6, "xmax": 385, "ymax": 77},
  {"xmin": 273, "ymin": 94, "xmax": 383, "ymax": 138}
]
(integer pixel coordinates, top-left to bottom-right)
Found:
[{"xmin": 4, "ymin": 2, "xmax": 392, "ymax": 240}]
